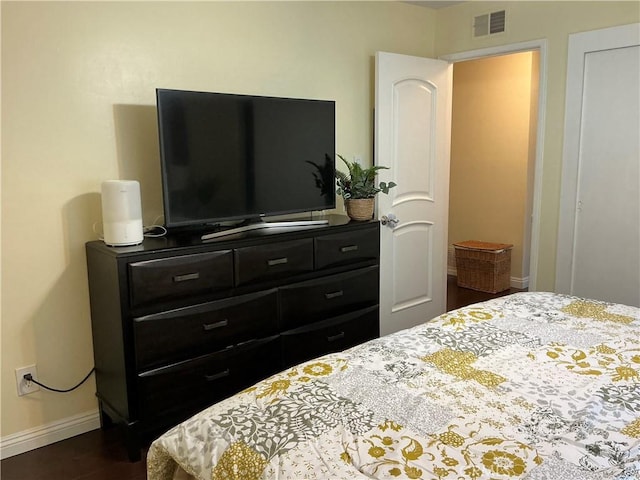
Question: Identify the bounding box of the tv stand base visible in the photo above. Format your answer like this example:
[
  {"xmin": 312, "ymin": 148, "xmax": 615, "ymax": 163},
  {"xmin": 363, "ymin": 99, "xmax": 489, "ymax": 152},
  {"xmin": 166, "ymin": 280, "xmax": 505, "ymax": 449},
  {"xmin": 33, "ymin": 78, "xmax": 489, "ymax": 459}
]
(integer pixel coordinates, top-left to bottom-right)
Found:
[{"xmin": 201, "ymin": 219, "xmax": 329, "ymax": 240}]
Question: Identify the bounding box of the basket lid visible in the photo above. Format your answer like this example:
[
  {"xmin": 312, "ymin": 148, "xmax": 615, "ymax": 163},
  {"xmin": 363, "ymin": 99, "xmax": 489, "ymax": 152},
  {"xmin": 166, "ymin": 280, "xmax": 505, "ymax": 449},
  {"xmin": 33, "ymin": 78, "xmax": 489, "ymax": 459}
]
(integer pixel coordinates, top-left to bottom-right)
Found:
[{"xmin": 453, "ymin": 240, "xmax": 513, "ymax": 252}]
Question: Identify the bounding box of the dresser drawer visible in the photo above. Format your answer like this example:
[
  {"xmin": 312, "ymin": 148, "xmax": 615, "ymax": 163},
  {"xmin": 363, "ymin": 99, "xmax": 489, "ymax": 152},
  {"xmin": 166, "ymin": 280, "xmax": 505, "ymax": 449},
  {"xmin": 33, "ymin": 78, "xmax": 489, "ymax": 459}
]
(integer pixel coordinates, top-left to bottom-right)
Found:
[
  {"xmin": 129, "ymin": 250, "xmax": 233, "ymax": 309},
  {"xmin": 133, "ymin": 289, "xmax": 279, "ymax": 370},
  {"xmin": 137, "ymin": 335, "xmax": 281, "ymax": 420},
  {"xmin": 281, "ymin": 305, "xmax": 379, "ymax": 367},
  {"xmin": 280, "ymin": 266, "xmax": 379, "ymax": 330},
  {"xmin": 235, "ymin": 239, "xmax": 313, "ymax": 286},
  {"xmin": 315, "ymin": 226, "xmax": 379, "ymax": 270}
]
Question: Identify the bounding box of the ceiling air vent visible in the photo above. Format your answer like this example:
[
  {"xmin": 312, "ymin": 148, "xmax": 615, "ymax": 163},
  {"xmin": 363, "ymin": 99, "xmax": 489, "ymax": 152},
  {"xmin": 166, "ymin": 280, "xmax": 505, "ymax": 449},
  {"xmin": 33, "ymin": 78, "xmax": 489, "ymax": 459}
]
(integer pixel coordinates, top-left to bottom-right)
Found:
[{"xmin": 473, "ymin": 10, "xmax": 506, "ymax": 37}]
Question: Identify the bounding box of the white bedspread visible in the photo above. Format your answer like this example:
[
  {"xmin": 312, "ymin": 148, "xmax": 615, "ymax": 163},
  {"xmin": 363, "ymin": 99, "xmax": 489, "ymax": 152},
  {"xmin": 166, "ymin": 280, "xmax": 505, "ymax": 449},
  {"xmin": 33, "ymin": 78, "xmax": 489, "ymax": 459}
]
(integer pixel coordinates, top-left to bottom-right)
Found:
[{"xmin": 148, "ymin": 292, "xmax": 640, "ymax": 480}]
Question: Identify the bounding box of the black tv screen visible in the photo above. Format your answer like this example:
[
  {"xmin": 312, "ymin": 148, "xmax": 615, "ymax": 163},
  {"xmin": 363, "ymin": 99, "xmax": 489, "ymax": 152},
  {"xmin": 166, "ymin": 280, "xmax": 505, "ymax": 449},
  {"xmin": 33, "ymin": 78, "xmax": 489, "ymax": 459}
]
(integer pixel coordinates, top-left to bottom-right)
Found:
[{"xmin": 156, "ymin": 88, "xmax": 336, "ymax": 229}]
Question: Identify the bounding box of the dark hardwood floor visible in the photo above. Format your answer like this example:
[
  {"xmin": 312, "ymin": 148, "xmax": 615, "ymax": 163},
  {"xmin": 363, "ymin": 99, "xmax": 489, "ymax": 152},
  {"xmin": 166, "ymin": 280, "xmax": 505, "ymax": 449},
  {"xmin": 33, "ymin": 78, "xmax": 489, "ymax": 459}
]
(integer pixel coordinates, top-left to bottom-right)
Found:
[
  {"xmin": 446, "ymin": 274, "xmax": 525, "ymax": 311},
  {"xmin": 0, "ymin": 427, "xmax": 147, "ymax": 480},
  {"xmin": 1, "ymin": 276, "xmax": 525, "ymax": 480}
]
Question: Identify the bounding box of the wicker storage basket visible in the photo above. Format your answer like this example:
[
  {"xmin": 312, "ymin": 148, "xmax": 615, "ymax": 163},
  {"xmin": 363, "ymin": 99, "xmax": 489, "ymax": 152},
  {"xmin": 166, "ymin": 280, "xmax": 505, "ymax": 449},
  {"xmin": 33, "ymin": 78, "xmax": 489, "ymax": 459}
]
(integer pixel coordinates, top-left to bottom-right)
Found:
[{"xmin": 453, "ymin": 240, "xmax": 513, "ymax": 293}]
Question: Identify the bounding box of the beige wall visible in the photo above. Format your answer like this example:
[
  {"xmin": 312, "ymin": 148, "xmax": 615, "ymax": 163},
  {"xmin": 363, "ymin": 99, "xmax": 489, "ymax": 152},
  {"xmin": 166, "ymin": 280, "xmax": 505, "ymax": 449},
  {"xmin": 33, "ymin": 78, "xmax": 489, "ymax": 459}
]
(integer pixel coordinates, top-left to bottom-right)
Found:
[
  {"xmin": 1, "ymin": 1, "xmax": 435, "ymax": 439},
  {"xmin": 434, "ymin": 0, "xmax": 640, "ymax": 289},
  {"xmin": 448, "ymin": 51, "xmax": 538, "ymax": 281}
]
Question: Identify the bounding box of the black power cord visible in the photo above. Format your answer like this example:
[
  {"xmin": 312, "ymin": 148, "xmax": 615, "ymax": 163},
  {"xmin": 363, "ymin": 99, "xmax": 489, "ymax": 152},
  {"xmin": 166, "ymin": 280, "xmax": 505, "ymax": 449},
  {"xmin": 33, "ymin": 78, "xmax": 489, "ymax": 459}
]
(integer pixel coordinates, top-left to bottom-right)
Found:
[{"xmin": 23, "ymin": 367, "xmax": 95, "ymax": 393}]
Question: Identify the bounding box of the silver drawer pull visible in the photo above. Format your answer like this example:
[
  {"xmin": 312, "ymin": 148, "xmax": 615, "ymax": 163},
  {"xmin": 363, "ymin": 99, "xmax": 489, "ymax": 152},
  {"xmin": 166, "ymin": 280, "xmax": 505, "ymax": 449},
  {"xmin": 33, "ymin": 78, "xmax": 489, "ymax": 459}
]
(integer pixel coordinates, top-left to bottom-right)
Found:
[
  {"xmin": 205, "ymin": 369, "xmax": 230, "ymax": 382},
  {"xmin": 340, "ymin": 245, "xmax": 358, "ymax": 253},
  {"xmin": 327, "ymin": 332, "xmax": 345, "ymax": 342},
  {"xmin": 267, "ymin": 257, "xmax": 288, "ymax": 266},
  {"xmin": 173, "ymin": 272, "xmax": 200, "ymax": 283},
  {"xmin": 325, "ymin": 290, "xmax": 343, "ymax": 300},
  {"xmin": 203, "ymin": 319, "xmax": 228, "ymax": 331}
]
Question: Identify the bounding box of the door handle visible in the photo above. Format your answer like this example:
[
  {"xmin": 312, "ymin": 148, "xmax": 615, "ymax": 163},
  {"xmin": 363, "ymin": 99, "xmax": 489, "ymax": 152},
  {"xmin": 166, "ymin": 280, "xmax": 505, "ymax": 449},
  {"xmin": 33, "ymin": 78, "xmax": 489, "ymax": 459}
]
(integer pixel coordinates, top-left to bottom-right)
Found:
[{"xmin": 381, "ymin": 214, "xmax": 399, "ymax": 228}]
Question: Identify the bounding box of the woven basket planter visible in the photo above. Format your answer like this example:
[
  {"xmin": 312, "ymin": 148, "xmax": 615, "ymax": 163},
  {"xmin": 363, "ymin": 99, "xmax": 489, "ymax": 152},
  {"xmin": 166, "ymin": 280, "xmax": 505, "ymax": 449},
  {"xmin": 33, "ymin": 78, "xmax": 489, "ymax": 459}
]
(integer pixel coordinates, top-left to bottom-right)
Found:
[{"xmin": 345, "ymin": 198, "xmax": 375, "ymax": 221}]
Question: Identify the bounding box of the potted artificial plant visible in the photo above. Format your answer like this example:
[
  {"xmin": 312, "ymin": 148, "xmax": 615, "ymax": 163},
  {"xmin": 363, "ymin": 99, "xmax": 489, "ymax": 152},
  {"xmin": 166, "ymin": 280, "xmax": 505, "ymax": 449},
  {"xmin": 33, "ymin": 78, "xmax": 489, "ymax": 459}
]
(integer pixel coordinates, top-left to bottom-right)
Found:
[{"xmin": 335, "ymin": 154, "xmax": 396, "ymax": 221}]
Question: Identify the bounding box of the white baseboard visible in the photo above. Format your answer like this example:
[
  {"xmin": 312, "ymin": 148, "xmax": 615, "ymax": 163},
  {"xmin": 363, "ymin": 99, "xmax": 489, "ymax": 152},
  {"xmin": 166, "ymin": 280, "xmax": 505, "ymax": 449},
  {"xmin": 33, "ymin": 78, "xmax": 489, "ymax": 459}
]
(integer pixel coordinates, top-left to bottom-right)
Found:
[
  {"xmin": 0, "ymin": 409, "xmax": 100, "ymax": 459},
  {"xmin": 448, "ymin": 270, "xmax": 529, "ymax": 290},
  {"xmin": 511, "ymin": 275, "xmax": 530, "ymax": 289}
]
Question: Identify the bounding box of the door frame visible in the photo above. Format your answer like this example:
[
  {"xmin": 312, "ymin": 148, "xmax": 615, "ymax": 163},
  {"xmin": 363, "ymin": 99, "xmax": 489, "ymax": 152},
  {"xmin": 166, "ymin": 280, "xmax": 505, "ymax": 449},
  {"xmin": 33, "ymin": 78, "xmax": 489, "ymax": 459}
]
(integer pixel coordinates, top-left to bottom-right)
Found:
[
  {"xmin": 555, "ymin": 23, "xmax": 640, "ymax": 296},
  {"xmin": 440, "ymin": 39, "xmax": 548, "ymax": 291}
]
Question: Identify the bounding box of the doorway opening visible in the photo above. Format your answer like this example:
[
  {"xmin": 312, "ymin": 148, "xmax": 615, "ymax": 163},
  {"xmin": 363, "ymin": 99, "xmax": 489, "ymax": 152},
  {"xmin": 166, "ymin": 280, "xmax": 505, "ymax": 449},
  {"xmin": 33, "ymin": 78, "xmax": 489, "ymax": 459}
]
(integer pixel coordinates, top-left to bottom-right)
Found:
[{"xmin": 443, "ymin": 45, "xmax": 543, "ymax": 310}]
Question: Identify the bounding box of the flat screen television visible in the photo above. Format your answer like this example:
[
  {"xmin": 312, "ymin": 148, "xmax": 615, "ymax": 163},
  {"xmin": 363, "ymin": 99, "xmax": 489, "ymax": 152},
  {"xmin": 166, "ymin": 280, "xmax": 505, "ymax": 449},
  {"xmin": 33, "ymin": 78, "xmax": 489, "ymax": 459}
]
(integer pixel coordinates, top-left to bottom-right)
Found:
[{"xmin": 156, "ymin": 88, "xmax": 336, "ymax": 232}]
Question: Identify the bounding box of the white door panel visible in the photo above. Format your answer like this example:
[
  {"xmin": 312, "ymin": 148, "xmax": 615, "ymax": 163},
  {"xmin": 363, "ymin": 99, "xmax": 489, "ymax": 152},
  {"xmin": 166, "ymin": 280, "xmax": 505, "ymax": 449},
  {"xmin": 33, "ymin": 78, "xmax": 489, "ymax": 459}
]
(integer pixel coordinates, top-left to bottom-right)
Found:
[
  {"xmin": 390, "ymin": 221, "xmax": 433, "ymax": 313},
  {"xmin": 376, "ymin": 51, "xmax": 452, "ymax": 336},
  {"xmin": 557, "ymin": 24, "xmax": 640, "ymax": 307},
  {"xmin": 572, "ymin": 45, "xmax": 640, "ymax": 304},
  {"xmin": 393, "ymin": 79, "xmax": 436, "ymax": 200}
]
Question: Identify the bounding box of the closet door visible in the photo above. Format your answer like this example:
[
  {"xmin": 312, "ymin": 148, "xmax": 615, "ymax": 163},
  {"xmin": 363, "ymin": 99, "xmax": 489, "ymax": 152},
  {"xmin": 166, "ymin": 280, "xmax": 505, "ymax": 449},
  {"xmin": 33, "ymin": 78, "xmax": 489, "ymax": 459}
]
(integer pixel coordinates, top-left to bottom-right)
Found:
[{"xmin": 556, "ymin": 24, "xmax": 640, "ymax": 307}]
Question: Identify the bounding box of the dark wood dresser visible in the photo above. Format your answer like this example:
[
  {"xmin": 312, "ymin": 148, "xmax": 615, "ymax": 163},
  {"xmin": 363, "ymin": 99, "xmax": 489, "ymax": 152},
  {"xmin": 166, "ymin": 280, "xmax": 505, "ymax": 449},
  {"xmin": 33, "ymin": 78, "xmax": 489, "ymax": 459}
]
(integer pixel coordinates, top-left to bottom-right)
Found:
[{"xmin": 85, "ymin": 215, "xmax": 380, "ymax": 460}]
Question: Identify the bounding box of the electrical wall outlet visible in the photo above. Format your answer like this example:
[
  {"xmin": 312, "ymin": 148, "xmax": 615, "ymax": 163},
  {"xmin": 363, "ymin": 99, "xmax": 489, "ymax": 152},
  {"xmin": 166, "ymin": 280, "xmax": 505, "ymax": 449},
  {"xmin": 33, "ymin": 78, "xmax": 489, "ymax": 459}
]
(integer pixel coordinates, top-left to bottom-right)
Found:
[
  {"xmin": 15, "ymin": 365, "xmax": 39, "ymax": 396},
  {"xmin": 353, "ymin": 155, "xmax": 362, "ymax": 165}
]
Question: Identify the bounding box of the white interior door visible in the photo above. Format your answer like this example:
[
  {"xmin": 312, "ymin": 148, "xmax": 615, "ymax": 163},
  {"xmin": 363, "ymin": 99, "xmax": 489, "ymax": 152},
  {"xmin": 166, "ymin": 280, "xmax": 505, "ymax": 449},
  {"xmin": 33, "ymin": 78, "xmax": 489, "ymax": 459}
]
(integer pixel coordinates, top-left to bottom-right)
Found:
[
  {"xmin": 556, "ymin": 24, "xmax": 640, "ymax": 307},
  {"xmin": 375, "ymin": 51, "xmax": 452, "ymax": 336}
]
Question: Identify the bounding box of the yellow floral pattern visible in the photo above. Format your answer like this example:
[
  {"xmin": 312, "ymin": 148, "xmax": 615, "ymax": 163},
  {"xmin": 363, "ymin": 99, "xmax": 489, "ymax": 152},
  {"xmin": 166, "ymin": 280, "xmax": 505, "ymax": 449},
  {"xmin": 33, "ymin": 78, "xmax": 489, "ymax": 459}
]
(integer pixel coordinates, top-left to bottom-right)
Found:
[
  {"xmin": 561, "ymin": 300, "xmax": 634, "ymax": 324},
  {"xmin": 437, "ymin": 306, "xmax": 502, "ymax": 331},
  {"xmin": 251, "ymin": 358, "xmax": 346, "ymax": 402},
  {"xmin": 481, "ymin": 449, "xmax": 527, "ymax": 476},
  {"xmin": 421, "ymin": 348, "xmax": 506, "ymax": 387},
  {"xmin": 342, "ymin": 420, "xmax": 540, "ymax": 479},
  {"xmin": 621, "ymin": 418, "xmax": 640, "ymax": 438},
  {"xmin": 211, "ymin": 442, "xmax": 267, "ymax": 480},
  {"xmin": 544, "ymin": 343, "xmax": 640, "ymax": 381}
]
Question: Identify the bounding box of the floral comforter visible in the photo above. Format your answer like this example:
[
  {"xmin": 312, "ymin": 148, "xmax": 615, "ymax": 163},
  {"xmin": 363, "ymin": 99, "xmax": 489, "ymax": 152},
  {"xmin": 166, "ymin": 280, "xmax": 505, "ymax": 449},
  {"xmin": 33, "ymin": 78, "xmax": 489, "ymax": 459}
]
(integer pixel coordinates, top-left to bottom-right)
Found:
[{"xmin": 147, "ymin": 292, "xmax": 640, "ymax": 480}]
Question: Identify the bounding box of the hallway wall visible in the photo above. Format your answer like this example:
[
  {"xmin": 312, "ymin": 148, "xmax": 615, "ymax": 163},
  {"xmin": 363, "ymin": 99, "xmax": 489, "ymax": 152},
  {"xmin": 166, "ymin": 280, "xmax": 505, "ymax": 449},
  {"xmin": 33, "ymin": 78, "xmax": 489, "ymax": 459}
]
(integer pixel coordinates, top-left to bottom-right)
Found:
[{"xmin": 448, "ymin": 51, "xmax": 539, "ymax": 285}]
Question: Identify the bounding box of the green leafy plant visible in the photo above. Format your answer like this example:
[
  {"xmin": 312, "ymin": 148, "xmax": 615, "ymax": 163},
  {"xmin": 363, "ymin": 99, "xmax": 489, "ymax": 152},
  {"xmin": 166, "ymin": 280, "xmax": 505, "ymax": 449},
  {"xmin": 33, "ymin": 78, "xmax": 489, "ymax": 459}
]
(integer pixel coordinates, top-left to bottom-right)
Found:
[{"xmin": 335, "ymin": 154, "xmax": 397, "ymax": 200}]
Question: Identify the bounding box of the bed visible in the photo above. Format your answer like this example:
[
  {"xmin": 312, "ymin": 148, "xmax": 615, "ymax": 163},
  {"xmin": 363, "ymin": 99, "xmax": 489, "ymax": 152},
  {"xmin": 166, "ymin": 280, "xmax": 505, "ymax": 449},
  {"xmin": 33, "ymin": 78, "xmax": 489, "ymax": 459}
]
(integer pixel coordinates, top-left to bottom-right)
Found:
[{"xmin": 147, "ymin": 292, "xmax": 640, "ymax": 480}]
